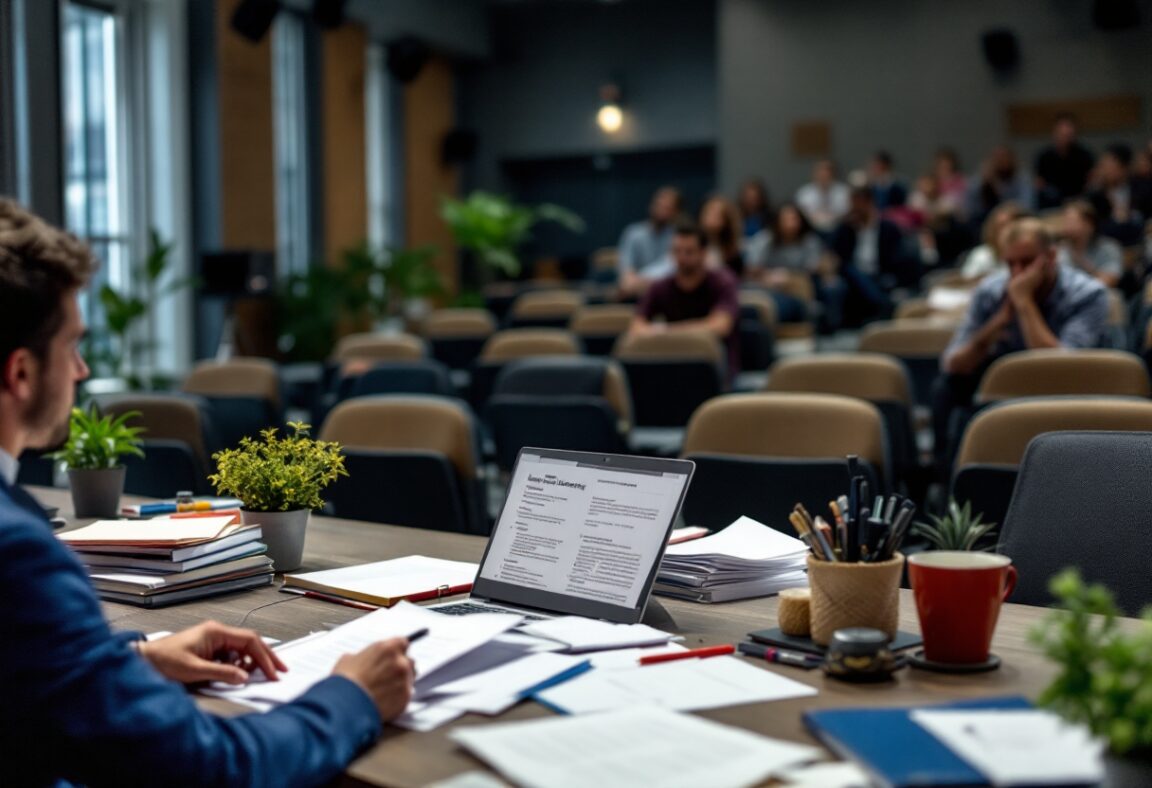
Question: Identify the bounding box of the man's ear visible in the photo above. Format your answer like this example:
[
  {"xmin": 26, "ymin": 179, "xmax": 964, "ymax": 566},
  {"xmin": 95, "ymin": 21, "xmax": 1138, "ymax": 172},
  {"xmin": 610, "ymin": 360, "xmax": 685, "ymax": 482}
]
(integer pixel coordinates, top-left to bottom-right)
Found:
[{"xmin": 1, "ymin": 348, "xmax": 38, "ymax": 401}]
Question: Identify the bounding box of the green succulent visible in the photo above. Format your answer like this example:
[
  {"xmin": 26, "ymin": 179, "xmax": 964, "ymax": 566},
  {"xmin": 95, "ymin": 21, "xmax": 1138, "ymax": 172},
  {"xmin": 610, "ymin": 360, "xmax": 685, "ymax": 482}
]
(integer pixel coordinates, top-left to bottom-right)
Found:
[
  {"xmin": 912, "ymin": 498, "xmax": 997, "ymax": 551},
  {"xmin": 209, "ymin": 422, "xmax": 348, "ymax": 512},
  {"xmin": 1032, "ymin": 569, "xmax": 1152, "ymax": 755},
  {"xmin": 50, "ymin": 405, "xmax": 146, "ymax": 470}
]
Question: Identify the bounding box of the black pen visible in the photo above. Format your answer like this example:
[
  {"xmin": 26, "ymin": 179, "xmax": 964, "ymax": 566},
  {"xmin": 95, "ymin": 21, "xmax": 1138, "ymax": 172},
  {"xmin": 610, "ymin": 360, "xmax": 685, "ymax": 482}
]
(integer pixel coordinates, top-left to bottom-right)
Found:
[
  {"xmin": 405, "ymin": 627, "xmax": 430, "ymax": 644},
  {"xmin": 738, "ymin": 641, "xmax": 823, "ymax": 669}
]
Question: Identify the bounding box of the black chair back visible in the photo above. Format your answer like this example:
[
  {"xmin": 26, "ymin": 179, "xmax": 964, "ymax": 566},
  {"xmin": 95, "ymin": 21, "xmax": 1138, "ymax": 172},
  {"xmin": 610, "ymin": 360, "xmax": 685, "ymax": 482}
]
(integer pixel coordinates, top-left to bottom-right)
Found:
[
  {"xmin": 620, "ymin": 360, "xmax": 723, "ymax": 428},
  {"xmin": 486, "ymin": 396, "xmax": 629, "ymax": 471},
  {"xmin": 122, "ymin": 439, "xmax": 210, "ymax": 497}
]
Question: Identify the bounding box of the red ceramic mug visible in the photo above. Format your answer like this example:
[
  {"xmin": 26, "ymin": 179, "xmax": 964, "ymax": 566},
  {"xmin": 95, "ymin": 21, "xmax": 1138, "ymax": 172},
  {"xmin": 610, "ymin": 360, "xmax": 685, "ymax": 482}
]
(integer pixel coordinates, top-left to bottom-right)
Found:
[{"xmin": 908, "ymin": 552, "xmax": 1017, "ymax": 664}]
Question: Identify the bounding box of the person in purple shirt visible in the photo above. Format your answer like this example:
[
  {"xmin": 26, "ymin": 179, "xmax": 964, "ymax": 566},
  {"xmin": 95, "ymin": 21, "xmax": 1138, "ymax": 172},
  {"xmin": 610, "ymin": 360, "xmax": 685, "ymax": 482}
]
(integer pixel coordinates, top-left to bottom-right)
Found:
[
  {"xmin": 630, "ymin": 222, "xmax": 741, "ymax": 378},
  {"xmin": 0, "ymin": 198, "xmax": 415, "ymax": 787}
]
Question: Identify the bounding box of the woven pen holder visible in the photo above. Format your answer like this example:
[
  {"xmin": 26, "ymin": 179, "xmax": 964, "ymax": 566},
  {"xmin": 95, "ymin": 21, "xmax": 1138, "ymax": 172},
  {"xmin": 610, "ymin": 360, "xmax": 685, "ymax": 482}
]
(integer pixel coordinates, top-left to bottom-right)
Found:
[{"xmin": 807, "ymin": 553, "xmax": 904, "ymax": 646}]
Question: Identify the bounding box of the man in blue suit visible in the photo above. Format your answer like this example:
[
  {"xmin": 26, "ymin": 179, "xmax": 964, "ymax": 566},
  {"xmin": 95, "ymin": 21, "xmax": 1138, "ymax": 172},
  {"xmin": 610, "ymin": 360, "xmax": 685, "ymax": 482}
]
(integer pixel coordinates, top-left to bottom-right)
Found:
[{"xmin": 0, "ymin": 199, "xmax": 415, "ymax": 787}]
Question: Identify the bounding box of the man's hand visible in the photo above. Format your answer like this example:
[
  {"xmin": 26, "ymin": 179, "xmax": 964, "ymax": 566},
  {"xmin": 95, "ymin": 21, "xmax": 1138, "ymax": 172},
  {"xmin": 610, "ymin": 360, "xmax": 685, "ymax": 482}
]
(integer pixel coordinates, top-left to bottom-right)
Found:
[
  {"xmin": 333, "ymin": 638, "xmax": 416, "ymax": 722},
  {"xmin": 1006, "ymin": 256, "xmax": 1046, "ymax": 306},
  {"xmin": 138, "ymin": 621, "xmax": 288, "ymax": 685}
]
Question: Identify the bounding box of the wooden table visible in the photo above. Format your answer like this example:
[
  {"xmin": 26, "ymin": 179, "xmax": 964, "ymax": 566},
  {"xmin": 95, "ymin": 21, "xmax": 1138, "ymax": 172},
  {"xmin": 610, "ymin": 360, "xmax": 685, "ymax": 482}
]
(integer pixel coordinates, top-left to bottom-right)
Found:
[{"xmin": 35, "ymin": 487, "xmax": 1063, "ymax": 788}]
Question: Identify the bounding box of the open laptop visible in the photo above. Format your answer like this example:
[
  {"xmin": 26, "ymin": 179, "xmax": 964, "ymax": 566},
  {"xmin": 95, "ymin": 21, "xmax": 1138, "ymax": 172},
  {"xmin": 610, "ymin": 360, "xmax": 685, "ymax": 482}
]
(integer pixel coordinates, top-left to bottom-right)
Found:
[{"xmin": 431, "ymin": 448, "xmax": 694, "ymax": 625}]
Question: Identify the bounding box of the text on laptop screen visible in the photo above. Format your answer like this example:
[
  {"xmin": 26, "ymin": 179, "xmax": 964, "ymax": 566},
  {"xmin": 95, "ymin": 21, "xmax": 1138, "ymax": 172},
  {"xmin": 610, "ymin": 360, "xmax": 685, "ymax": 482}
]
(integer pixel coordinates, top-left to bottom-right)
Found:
[{"xmin": 479, "ymin": 453, "xmax": 689, "ymax": 609}]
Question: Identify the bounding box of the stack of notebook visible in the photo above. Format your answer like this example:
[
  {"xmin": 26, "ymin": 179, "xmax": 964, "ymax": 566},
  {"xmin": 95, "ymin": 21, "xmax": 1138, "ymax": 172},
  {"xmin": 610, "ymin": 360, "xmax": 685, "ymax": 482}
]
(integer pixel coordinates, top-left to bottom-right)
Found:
[
  {"xmin": 654, "ymin": 516, "xmax": 810, "ymax": 603},
  {"xmin": 59, "ymin": 516, "xmax": 273, "ymax": 607}
]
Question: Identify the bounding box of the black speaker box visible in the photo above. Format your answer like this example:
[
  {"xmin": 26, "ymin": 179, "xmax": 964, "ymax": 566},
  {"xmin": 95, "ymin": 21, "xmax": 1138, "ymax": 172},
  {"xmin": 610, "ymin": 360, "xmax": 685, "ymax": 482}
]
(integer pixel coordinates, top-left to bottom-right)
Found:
[
  {"xmin": 313, "ymin": 0, "xmax": 349, "ymax": 30},
  {"xmin": 981, "ymin": 28, "xmax": 1020, "ymax": 73},
  {"xmin": 231, "ymin": 0, "xmax": 280, "ymax": 43},
  {"xmin": 443, "ymin": 129, "xmax": 479, "ymax": 165},
  {"xmin": 387, "ymin": 36, "xmax": 431, "ymax": 83},
  {"xmin": 201, "ymin": 251, "xmax": 276, "ymax": 296}
]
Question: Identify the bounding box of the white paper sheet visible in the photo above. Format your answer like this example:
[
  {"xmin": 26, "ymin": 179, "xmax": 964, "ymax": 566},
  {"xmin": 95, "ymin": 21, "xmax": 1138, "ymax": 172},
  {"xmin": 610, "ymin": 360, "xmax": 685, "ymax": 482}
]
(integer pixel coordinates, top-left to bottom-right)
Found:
[
  {"xmin": 535, "ymin": 655, "xmax": 817, "ymax": 714},
  {"xmin": 394, "ymin": 701, "xmax": 467, "ymax": 732},
  {"xmin": 432, "ymin": 652, "xmax": 587, "ymax": 697},
  {"xmin": 204, "ymin": 602, "xmax": 520, "ymax": 706},
  {"xmin": 285, "ymin": 555, "xmax": 478, "ymax": 601},
  {"xmin": 451, "ymin": 705, "xmax": 821, "ymax": 788},
  {"xmin": 518, "ymin": 617, "xmax": 675, "ymax": 652},
  {"xmin": 60, "ymin": 516, "xmax": 239, "ymax": 544},
  {"xmin": 426, "ymin": 771, "xmax": 510, "ymax": 788},
  {"xmin": 910, "ymin": 709, "xmax": 1104, "ymax": 786},
  {"xmin": 776, "ymin": 761, "xmax": 870, "ymax": 787}
]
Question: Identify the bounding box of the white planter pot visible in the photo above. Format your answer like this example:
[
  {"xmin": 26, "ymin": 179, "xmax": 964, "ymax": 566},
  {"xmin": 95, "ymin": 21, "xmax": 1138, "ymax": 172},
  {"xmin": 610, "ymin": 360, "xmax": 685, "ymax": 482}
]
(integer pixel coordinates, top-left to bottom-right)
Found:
[{"xmin": 241, "ymin": 508, "xmax": 309, "ymax": 572}]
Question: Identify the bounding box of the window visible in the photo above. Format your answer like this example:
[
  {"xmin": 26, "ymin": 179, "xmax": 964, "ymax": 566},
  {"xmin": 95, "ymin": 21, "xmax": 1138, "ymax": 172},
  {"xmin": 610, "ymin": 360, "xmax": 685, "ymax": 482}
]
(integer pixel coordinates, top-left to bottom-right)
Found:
[
  {"xmin": 273, "ymin": 11, "xmax": 312, "ymax": 275},
  {"xmin": 366, "ymin": 41, "xmax": 397, "ymax": 249}
]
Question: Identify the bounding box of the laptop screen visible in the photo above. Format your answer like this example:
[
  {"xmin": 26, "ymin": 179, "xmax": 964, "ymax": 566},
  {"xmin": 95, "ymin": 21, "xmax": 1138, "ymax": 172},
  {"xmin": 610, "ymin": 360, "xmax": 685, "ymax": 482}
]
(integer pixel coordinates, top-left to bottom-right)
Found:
[{"xmin": 471, "ymin": 448, "xmax": 695, "ymax": 623}]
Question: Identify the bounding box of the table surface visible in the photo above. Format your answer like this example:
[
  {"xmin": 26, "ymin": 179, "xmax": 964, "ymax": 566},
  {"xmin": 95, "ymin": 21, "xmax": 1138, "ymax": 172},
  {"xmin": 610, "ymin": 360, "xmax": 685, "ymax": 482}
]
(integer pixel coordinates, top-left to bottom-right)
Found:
[{"xmin": 34, "ymin": 487, "xmax": 1069, "ymax": 788}]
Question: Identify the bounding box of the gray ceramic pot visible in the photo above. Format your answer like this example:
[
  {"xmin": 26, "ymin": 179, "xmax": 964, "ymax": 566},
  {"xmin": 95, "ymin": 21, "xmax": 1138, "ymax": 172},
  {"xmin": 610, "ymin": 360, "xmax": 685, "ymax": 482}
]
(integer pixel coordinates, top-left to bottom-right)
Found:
[
  {"xmin": 67, "ymin": 467, "xmax": 126, "ymax": 519},
  {"xmin": 240, "ymin": 508, "xmax": 309, "ymax": 572}
]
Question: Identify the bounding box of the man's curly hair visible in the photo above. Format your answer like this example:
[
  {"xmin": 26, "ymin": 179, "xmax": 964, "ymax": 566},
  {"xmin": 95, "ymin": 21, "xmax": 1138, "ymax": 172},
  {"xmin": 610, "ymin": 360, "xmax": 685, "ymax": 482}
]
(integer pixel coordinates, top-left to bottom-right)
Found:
[{"xmin": 0, "ymin": 198, "xmax": 96, "ymax": 368}]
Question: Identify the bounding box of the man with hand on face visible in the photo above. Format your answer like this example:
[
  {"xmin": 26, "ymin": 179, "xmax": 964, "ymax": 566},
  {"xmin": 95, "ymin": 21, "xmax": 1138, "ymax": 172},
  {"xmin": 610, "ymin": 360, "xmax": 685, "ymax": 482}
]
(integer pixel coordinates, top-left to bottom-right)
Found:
[
  {"xmin": 0, "ymin": 199, "xmax": 415, "ymax": 787},
  {"xmin": 629, "ymin": 222, "xmax": 741, "ymax": 378},
  {"xmin": 931, "ymin": 216, "xmax": 1109, "ymax": 474}
]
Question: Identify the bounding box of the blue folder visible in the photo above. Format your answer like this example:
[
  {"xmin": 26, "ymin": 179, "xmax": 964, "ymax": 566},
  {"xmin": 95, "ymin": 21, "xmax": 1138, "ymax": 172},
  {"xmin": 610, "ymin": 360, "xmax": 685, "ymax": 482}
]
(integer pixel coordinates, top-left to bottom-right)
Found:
[{"xmin": 802, "ymin": 695, "xmax": 1033, "ymax": 788}]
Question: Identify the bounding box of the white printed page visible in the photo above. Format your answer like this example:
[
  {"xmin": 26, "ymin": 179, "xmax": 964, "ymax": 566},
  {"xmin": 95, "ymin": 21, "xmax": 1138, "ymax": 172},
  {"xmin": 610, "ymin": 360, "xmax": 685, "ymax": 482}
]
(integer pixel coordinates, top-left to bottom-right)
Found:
[{"xmin": 481, "ymin": 458, "xmax": 686, "ymax": 608}]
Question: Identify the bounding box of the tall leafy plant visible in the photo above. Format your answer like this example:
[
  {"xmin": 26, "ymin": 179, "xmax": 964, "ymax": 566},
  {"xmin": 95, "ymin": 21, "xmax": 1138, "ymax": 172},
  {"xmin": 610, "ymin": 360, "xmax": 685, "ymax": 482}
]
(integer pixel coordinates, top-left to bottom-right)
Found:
[
  {"xmin": 50, "ymin": 405, "xmax": 145, "ymax": 470},
  {"xmin": 441, "ymin": 191, "xmax": 584, "ymax": 279}
]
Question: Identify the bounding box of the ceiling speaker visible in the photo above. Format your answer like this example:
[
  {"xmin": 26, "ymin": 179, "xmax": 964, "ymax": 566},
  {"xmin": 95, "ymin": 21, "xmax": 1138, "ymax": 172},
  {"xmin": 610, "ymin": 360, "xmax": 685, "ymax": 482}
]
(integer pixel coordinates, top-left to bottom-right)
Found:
[
  {"xmin": 231, "ymin": 0, "xmax": 281, "ymax": 43},
  {"xmin": 387, "ymin": 36, "xmax": 431, "ymax": 83},
  {"xmin": 313, "ymin": 0, "xmax": 349, "ymax": 30},
  {"xmin": 981, "ymin": 28, "xmax": 1020, "ymax": 73}
]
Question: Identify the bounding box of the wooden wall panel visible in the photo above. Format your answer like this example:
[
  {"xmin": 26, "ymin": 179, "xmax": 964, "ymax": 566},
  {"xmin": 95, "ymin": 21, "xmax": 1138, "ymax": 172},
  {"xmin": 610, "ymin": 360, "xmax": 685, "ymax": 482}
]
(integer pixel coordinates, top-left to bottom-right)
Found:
[
  {"xmin": 404, "ymin": 56, "xmax": 459, "ymax": 295},
  {"xmin": 1007, "ymin": 95, "xmax": 1143, "ymax": 137},
  {"xmin": 322, "ymin": 24, "xmax": 368, "ymax": 265},
  {"xmin": 215, "ymin": 0, "xmax": 276, "ymax": 249}
]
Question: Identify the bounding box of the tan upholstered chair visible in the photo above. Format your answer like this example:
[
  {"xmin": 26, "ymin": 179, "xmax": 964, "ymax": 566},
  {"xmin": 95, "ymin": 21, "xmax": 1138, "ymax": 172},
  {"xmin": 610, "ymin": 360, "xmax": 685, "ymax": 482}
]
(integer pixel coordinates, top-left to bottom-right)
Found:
[
  {"xmin": 766, "ymin": 353, "xmax": 910, "ymax": 404},
  {"xmin": 738, "ymin": 290, "xmax": 778, "ymax": 328},
  {"xmin": 479, "ymin": 329, "xmax": 581, "ymax": 362},
  {"xmin": 97, "ymin": 393, "xmax": 219, "ymax": 496},
  {"xmin": 893, "ymin": 298, "xmax": 934, "ymax": 320},
  {"xmin": 976, "ymin": 349, "xmax": 1150, "ymax": 403},
  {"xmin": 858, "ymin": 319, "xmax": 958, "ymax": 406},
  {"xmin": 470, "ymin": 329, "xmax": 582, "ymax": 410},
  {"xmin": 613, "ymin": 331, "xmax": 726, "ymax": 427},
  {"xmin": 774, "ymin": 271, "xmax": 815, "ymax": 339},
  {"xmin": 738, "ymin": 290, "xmax": 779, "ymax": 371},
  {"xmin": 952, "ymin": 397, "xmax": 1152, "ymax": 531},
  {"xmin": 422, "ymin": 309, "xmax": 496, "ymax": 370},
  {"xmin": 569, "ymin": 305, "xmax": 635, "ymax": 355},
  {"xmin": 331, "ymin": 332, "xmax": 426, "ymax": 366},
  {"xmin": 509, "ymin": 289, "xmax": 585, "ymax": 327},
  {"xmin": 183, "ymin": 357, "xmax": 280, "ymax": 407},
  {"xmin": 319, "ymin": 396, "xmax": 486, "ymax": 534},
  {"xmin": 590, "ymin": 247, "xmax": 619, "ymax": 277},
  {"xmin": 679, "ymin": 393, "xmax": 888, "ymax": 531}
]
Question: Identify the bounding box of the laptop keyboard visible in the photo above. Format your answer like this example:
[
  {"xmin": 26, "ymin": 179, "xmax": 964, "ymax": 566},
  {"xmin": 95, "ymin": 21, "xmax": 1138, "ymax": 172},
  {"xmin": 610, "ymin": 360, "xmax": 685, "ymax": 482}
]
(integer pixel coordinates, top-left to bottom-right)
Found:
[{"xmin": 433, "ymin": 602, "xmax": 550, "ymax": 622}]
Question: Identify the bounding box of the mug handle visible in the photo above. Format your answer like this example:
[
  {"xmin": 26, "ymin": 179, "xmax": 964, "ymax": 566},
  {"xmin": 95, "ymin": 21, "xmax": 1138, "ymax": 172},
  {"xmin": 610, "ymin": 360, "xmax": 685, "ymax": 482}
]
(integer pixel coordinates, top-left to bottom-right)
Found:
[{"xmin": 1002, "ymin": 565, "xmax": 1018, "ymax": 601}]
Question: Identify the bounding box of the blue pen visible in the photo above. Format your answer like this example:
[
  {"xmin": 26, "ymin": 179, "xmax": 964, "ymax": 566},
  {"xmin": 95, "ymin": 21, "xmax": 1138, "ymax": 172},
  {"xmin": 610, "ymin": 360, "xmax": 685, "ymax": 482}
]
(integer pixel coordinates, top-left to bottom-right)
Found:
[{"xmin": 522, "ymin": 660, "xmax": 592, "ymax": 701}]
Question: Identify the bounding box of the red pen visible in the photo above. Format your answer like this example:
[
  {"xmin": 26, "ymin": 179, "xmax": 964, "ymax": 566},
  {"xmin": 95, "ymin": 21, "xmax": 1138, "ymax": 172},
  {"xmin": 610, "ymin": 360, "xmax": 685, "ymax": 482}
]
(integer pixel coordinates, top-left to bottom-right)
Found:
[
  {"xmin": 403, "ymin": 583, "xmax": 474, "ymax": 604},
  {"xmin": 638, "ymin": 644, "xmax": 735, "ymax": 665}
]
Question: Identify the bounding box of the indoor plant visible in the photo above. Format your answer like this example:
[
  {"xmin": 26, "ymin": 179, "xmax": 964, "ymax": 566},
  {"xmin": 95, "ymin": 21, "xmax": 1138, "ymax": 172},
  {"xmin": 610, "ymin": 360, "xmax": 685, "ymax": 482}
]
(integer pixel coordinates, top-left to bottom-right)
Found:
[
  {"xmin": 51, "ymin": 405, "xmax": 145, "ymax": 518},
  {"xmin": 912, "ymin": 498, "xmax": 998, "ymax": 551},
  {"xmin": 208, "ymin": 422, "xmax": 347, "ymax": 571},
  {"xmin": 1032, "ymin": 569, "xmax": 1152, "ymax": 786}
]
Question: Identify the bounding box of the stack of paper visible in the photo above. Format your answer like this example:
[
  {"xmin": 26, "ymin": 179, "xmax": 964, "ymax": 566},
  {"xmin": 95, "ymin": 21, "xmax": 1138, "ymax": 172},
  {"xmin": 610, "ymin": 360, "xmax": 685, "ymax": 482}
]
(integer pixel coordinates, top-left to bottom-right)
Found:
[
  {"xmin": 654, "ymin": 516, "xmax": 810, "ymax": 603},
  {"xmin": 518, "ymin": 617, "xmax": 678, "ymax": 652},
  {"xmin": 452, "ymin": 705, "xmax": 822, "ymax": 788},
  {"xmin": 60, "ymin": 516, "xmax": 272, "ymax": 606},
  {"xmin": 281, "ymin": 555, "xmax": 478, "ymax": 608}
]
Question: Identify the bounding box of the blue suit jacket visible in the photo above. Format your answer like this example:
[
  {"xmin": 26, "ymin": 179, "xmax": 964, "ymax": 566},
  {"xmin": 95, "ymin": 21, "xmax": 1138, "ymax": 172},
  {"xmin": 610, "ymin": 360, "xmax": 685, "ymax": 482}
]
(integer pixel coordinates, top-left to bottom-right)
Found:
[{"xmin": 0, "ymin": 477, "xmax": 382, "ymax": 787}]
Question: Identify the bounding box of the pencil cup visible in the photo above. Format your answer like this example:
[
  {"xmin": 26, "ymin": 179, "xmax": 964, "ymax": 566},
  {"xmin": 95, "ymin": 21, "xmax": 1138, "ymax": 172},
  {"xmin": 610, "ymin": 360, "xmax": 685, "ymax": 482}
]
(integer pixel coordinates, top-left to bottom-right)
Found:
[{"xmin": 807, "ymin": 553, "xmax": 904, "ymax": 646}]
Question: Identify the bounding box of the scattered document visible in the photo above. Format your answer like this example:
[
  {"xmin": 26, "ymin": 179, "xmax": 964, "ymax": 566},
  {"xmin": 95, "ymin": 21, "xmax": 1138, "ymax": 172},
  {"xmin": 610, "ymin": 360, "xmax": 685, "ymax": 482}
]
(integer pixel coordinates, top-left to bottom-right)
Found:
[
  {"xmin": 60, "ymin": 516, "xmax": 240, "ymax": 545},
  {"xmin": 426, "ymin": 771, "xmax": 510, "ymax": 788},
  {"xmin": 432, "ymin": 653, "xmax": 590, "ymax": 716},
  {"xmin": 910, "ymin": 709, "xmax": 1104, "ymax": 786},
  {"xmin": 776, "ymin": 761, "xmax": 870, "ymax": 787},
  {"xmin": 451, "ymin": 705, "xmax": 822, "ymax": 788},
  {"xmin": 205, "ymin": 602, "xmax": 520, "ymax": 707},
  {"xmin": 535, "ymin": 655, "xmax": 817, "ymax": 714},
  {"xmin": 519, "ymin": 617, "xmax": 676, "ymax": 652}
]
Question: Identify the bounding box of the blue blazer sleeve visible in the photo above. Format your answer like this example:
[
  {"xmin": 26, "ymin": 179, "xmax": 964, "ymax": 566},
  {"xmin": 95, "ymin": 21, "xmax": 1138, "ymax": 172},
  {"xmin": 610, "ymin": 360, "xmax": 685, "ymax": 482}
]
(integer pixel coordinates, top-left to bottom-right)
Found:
[{"xmin": 0, "ymin": 487, "xmax": 382, "ymax": 788}]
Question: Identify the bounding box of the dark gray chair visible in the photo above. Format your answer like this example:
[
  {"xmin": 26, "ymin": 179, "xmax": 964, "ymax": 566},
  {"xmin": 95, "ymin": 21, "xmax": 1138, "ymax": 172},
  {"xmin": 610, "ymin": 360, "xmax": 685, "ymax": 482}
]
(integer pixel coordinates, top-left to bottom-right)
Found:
[{"xmin": 997, "ymin": 431, "xmax": 1152, "ymax": 615}]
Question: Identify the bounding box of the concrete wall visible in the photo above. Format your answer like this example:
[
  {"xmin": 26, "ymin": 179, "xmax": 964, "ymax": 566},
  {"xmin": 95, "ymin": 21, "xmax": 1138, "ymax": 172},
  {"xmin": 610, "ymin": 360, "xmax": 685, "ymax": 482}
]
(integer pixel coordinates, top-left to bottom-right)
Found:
[
  {"xmin": 460, "ymin": 0, "xmax": 718, "ymax": 191},
  {"xmin": 719, "ymin": 0, "xmax": 1152, "ymax": 195}
]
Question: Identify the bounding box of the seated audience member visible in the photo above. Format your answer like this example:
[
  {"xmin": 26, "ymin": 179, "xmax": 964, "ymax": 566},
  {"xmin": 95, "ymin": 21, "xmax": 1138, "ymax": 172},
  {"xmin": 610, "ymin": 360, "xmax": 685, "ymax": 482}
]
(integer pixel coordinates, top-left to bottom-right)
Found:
[
  {"xmin": 868, "ymin": 150, "xmax": 908, "ymax": 212},
  {"xmin": 1057, "ymin": 199, "xmax": 1124, "ymax": 288},
  {"xmin": 0, "ymin": 199, "xmax": 416, "ymax": 786},
  {"xmin": 959, "ymin": 201, "xmax": 1025, "ymax": 280},
  {"xmin": 700, "ymin": 195, "xmax": 746, "ymax": 279},
  {"xmin": 617, "ymin": 185, "xmax": 684, "ymax": 296},
  {"xmin": 908, "ymin": 174, "xmax": 973, "ymax": 268},
  {"xmin": 1034, "ymin": 113, "xmax": 1095, "ymax": 210},
  {"xmin": 969, "ymin": 145, "xmax": 1033, "ymax": 224},
  {"xmin": 830, "ymin": 187, "xmax": 911, "ymax": 327},
  {"xmin": 1133, "ymin": 146, "xmax": 1152, "ymax": 204},
  {"xmin": 1088, "ymin": 143, "xmax": 1149, "ymax": 246},
  {"xmin": 933, "ymin": 148, "xmax": 969, "ymax": 216},
  {"xmin": 931, "ymin": 216, "xmax": 1109, "ymax": 473},
  {"xmin": 748, "ymin": 203, "xmax": 841, "ymax": 326},
  {"xmin": 737, "ymin": 178, "xmax": 772, "ymax": 238},
  {"xmin": 630, "ymin": 222, "xmax": 741, "ymax": 377},
  {"xmin": 795, "ymin": 159, "xmax": 851, "ymax": 233}
]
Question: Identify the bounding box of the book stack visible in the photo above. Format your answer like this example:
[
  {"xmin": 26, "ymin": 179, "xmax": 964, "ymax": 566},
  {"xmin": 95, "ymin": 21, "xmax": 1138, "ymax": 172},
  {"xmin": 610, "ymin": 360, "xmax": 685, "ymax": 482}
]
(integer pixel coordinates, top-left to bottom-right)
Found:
[
  {"xmin": 59, "ymin": 515, "xmax": 273, "ymax": 607},
  {"xmin": 654, "ymin": 516, "xmax": 810, "ymax": 603}
]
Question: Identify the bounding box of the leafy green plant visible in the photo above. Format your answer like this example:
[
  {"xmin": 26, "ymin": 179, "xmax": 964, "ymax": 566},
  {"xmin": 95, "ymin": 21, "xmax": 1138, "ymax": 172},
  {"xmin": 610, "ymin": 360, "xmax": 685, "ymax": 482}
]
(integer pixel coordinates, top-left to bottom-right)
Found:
[
  {"xmin": 1032, "ymin": 569, "xmax": 1152, "ymax": 756},
  {"xmin": 50, "ymin": 405, "xmax": 145, "ymax": 470},
  {"xmin": 441, "ymin": 191, "xmax": 584, "ymax": 278},
  {"xmin": 912, "ymin": 498, "xmax": 998, "ymax": 551},
  {"xmin": 208, "ymin": 422, "xmax": 348, "ymax": 512}
]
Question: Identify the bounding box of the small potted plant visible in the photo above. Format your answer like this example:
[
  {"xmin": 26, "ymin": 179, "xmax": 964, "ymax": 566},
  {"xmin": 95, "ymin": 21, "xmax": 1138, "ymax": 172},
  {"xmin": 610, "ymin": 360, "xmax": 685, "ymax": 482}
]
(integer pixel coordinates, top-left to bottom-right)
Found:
[
  {"xmin": 1032, "ymin": 569, "xmax": 1152, "ymax": 787},
  {"xmin": 208, "ymin": 422, "xmax": 347, "ymax": 571},
  {"xmin": 912, "ymin": 498, "xmax": 998, "ymax": 551},
  {"xmin": 51, "ymin": 404, "xmax": 145, "ymax": 518}
]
